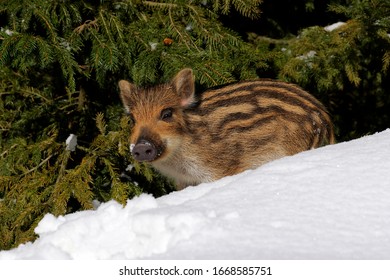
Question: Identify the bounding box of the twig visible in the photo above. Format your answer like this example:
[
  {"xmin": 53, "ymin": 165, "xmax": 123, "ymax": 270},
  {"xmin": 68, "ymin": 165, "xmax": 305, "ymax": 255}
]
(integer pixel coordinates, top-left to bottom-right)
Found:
[{"xmin": 23, "ymin": 155, "xmax": 53, "ymax": 176}]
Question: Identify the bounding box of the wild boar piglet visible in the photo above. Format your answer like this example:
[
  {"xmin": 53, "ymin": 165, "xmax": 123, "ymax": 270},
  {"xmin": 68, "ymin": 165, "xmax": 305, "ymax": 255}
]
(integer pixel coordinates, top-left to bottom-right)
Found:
[{"xmin": 119, "ymin": 69, "xmax": 334, "ymax": 189}]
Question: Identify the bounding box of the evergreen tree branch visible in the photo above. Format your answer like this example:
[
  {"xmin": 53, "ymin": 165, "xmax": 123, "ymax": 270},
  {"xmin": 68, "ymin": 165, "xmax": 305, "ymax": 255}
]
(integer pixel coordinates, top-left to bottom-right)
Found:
[{"xmin": 22, "ymin": 155, "xmax": 53, "ymax": 177}]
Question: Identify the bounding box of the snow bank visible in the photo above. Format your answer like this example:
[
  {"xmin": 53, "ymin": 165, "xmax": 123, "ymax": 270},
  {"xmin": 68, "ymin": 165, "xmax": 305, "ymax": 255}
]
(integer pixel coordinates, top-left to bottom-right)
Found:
[{"xmin": 1, "ymin": 130, "xmax": 390, "ymax": 260}]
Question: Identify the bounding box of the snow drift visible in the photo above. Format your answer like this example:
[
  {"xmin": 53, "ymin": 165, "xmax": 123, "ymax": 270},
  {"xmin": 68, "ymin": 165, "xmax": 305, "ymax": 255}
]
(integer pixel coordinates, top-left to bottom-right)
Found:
[{"xmin": 1, "ymin": 130, "xmax": 390, "ymax": 260}]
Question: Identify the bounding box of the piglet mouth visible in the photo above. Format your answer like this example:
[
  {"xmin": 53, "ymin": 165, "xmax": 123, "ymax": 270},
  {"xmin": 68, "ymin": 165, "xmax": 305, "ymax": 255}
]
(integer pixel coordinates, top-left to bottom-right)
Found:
[{"xmin": 131, "ymin": 140, "xmax": 162, "ymax": 162}]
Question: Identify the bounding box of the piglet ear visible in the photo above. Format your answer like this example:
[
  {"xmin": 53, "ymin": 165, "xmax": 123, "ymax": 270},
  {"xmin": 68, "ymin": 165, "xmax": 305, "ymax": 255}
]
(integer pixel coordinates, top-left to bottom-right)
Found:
[
  {"xmin": 172, "ymin": 68, "xmax": 196, "ymax": 108},
  {"xmin": 118, "ymin": 80, "xmax": 137, "ymax": 113}
]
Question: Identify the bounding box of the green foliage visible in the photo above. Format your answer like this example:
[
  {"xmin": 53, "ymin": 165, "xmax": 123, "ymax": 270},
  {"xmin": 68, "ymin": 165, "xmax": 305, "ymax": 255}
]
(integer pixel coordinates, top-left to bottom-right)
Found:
[
  {"xmin": 211, "ymin": 0, "xmax": 262, "ymax": 18},
  {"xmin": 0, "ymin": 0, "xmax": 264, "ymax": 250},
  {"xmin": 268, "ymin": 0, "xmax": 390, "ymax": 140},
  {"xmin": 279, "ymin": 22, "xmax": 364, "ymax": 91}
]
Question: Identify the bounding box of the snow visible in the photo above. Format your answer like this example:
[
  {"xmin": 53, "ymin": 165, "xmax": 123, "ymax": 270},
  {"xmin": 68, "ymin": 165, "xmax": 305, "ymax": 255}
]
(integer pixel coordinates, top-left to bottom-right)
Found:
[
  {"xmin": 149, "ymin": 42, "xmax": 158, "ymax": 51},
  {"xmin": 297, "ymin": 50, "xmax": 317, "ymax": 66},
  {"xmin": 0, "ymin": 28, "xmax": 15, "ymax": 36},
  {"xmin": 65, "ymin": 133, "xmax": 77, "ymax": 151},
  {"xmin": 297, "ymin": 50, "xmax": 317, "ymax": 60},
  {"xmin": 324, "ymin": 22, "xmax": 346, "ymax": 32},
  {"xmin": 1, "ymin": 129, "xmax": 390, "ymax": 260}
]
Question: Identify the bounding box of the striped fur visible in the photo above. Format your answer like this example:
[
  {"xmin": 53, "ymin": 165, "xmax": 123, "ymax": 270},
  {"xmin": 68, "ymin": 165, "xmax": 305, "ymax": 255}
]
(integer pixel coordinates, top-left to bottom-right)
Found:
[{"xmin": 119, "ymin": 69, "xmax": 334, "ymax": 189}]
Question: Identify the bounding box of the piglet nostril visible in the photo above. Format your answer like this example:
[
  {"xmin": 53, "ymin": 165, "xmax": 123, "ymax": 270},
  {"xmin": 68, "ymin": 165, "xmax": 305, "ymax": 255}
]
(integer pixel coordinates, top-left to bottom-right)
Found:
[{"xmin": 131, "ymin": 141, "xmax": 158, "ymax": 162}]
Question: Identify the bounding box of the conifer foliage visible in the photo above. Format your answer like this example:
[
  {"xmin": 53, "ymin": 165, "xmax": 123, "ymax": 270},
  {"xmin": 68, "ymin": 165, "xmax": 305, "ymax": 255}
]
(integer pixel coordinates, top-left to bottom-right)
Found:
[
  {"xmin": 275, "ymin": 0, "xmax": 390, "ymax": 139},
  {"xmin": 0, "ymin": 0, "xmax": 264, "ymax": 250}
]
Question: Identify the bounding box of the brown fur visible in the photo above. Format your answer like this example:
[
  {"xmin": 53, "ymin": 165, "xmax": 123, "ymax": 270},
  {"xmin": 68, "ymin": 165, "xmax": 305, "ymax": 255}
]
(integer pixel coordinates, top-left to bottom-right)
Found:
[{"xmin": 119, "ymin": 69, "xmax": 335, "ymax": 189}]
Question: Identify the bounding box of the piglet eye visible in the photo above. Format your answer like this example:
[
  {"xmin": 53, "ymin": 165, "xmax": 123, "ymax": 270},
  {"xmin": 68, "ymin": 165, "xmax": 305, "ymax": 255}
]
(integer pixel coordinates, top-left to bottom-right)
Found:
[{"xmin": 160, "ymin": 108, "xmax": 173, "ymax": 121}]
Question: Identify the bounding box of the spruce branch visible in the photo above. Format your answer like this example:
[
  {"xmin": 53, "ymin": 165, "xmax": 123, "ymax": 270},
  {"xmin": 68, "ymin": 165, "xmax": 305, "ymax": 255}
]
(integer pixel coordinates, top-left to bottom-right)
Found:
[
  {"xmin": 143, "ymin": 1, "xmax": 178, "ymax": 9},
  {"xmin": 54, "ymin": 150, "xmax": 71, "ymax": 186},
  {"xmin": 98, "ymin": 9, "xmax": 115, "ymax": 43},
  {"xmin": 168, "ymin": 7, "xmax": 192, "ymax": 51},
  {"xmin": 32, "ymin": 8, "xmax": 57, "ymax": 42},
  {"xmin": 74, "ymin": 18, "xmax": 99, "ymax": 34},
  {"xmin": 383, "ymin": 51, "xmax": 390, "ymax": 72},
  {"xmin": 96, "ymin": 112, "xmax": 107, "ymax": 135},
  {"xmin": 22, "ymin": 155, "xmax": 53, "ymax": 177}
]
